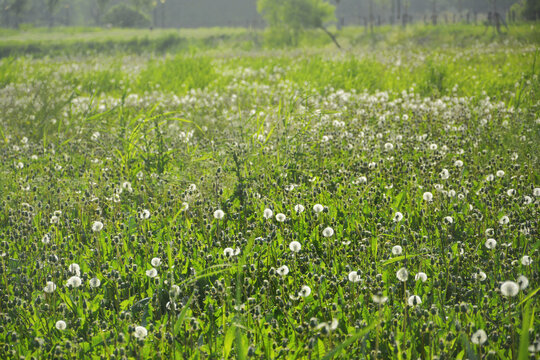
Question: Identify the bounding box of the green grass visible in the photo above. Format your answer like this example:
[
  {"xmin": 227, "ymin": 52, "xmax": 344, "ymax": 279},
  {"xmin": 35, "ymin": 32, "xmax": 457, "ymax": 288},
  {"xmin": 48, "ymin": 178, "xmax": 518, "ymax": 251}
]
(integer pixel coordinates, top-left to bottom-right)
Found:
[{"xmin": 0, "ymin": 24, "xmax": 539, "ymax": 359}]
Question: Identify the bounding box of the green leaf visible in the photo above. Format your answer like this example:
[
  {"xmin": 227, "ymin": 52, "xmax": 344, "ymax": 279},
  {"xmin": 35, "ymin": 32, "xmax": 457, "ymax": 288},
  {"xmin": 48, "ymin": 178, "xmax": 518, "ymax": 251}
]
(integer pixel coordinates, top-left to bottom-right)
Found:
[
  {"xmin": 322, "ymin": 322, "xmax": 375, "ymax": 360},
  {"xmin": 223, "ymin": 325, "xmax": 236, "ymax": 359},
  {"xmin": 174, "ymin": 293, "xmax": 194, "ymax": 336},
  {"xmin": 518, "ymin": 302, "xmax": 531, "ymax": 360},
  {"xmin": 120, "ymin": 295, "xmax": 135, "ymax": 311},
  {"xmin": 381, "ymin": 253, "xmax": 420, "ymax": 267},
  {"xmin": 517, "ymin": 286, "xmax": 540, "ymax": 307}
]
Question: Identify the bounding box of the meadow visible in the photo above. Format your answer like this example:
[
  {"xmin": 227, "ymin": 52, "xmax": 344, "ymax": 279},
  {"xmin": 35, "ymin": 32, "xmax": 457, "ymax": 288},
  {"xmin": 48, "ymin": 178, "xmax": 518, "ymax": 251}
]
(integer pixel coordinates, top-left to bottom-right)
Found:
[{"xmin": 0, "ymin": 24, "xmax": 539, "ymax": 359}]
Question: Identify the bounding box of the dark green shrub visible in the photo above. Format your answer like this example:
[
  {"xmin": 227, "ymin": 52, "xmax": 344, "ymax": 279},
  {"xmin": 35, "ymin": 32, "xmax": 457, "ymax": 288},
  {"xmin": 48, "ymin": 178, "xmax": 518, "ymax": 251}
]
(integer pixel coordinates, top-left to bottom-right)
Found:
[{"xmin": 103, "ymin": 4, "xmax": 151, "ymax": 28}]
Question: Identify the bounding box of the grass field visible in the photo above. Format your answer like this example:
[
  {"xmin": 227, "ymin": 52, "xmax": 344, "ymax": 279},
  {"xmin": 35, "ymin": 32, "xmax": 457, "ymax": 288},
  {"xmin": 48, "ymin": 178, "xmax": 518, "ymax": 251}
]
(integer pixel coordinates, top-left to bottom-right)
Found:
[{"xmin": 0, "ymin": 24, "xmax": 539, "ymax": 359}]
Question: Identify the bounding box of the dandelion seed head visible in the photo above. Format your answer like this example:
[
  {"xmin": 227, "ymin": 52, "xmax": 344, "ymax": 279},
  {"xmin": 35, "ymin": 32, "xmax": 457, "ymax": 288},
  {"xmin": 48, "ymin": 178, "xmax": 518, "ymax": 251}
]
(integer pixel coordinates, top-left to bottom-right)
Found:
[
  {"xmin": 415, "ymin": 272, "xmax": 428, "ymax": 282},
  {"xmin": 263, "ymin": 208, "xmax": 273, "ymax": 219},
  {"xmin": 500, "ymin": 281, "xmax": 519, "ymax": 297},
  {"xmin": 471, "ymin": 329, "xmax": 487, "ymax": 345},
  {"xmin": 372, "ymin": 294, "xmax": 388, "ymax": 304},
  {"xmin": 299, "ymin": 285, "xmax": 311, "ymax": 297},
  {"xmin": 440, "ymin": 169, "xmax": 450, "ymax": 180},
  {"xmin": 146, "ymin": 268, "xmax": 158, "ymax": 278},
  {"xmin": 521, "ymin": 255, "xmax": 532, "ymax": 266},
  {"xmin": 44, "ymin": 281, "xmax": 56, "ymax": 293},
  {"xmin": 407, "ymin": 295, "xmax": 422, "ymax": 306},
  {"xmin": 214, "ymin": 209, "xmax": 225, "ymax": 220},
  {"xmin": 66, "ymin": 276, "xmax": 82, "ymax": 288},
  {"xmin": 322, "ymin": 227, "xmax": 334, "ymax": 238},
  {"xmin": 88, "ymin": 277, "xmax": 101, "ymax": 288},
  {"xmin": 517, "ymin": 275, "xmax": 529, "ymax": 290},
  {"xmin": 277, "ymin": 265, "xmax": 289, "ymax": 276},
  {"xmin": 485, "ymin": 238, "xmax": 497, "ymax": 250},
  {"xmin": 68, "ymin": 263, "xmax": 80, "ymax": 276},
  {"xmin": 92, "ymin": 221, "xmax": 103, "ymax": 232},
  {"xmin": 133, "ymin": 326, "xmax": 148, "ymax": 339},
  {"xmin": 396, "ymin": 267, "xmax": 409, "ymax": 282},
  {"xmin": 392, "ymin": 245, "xmax": 403, "ymax": 256},
  {"xmin": 140, "ymin": 209, "xmax": 151, "ymax": 219},
  {"xmin": 289, "ymin": 241, "xmax": 301, "ymax": 253},
  {"xmin": 348, "ymin": 271, "xmax": 361, "ymax": 283}
]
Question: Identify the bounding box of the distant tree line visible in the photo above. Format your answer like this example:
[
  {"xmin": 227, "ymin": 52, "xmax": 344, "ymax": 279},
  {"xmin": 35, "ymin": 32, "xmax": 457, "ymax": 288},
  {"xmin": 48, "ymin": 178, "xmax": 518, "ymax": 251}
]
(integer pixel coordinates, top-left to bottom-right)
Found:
[{"xmin": 0, "ymin": 0, "xmax": 537, "ymax": 29}]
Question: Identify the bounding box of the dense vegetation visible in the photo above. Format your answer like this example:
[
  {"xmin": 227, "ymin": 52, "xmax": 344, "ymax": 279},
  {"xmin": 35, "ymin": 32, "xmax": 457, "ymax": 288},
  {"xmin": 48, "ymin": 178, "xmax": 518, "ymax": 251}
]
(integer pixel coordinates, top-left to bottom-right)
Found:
[
  {"xmin": 0, "ymin": 24, "xmax": 539, "ymax": 359},
  {"xmin": 0, "ymin": 0, "xmax": 530, "ymax": 29}
]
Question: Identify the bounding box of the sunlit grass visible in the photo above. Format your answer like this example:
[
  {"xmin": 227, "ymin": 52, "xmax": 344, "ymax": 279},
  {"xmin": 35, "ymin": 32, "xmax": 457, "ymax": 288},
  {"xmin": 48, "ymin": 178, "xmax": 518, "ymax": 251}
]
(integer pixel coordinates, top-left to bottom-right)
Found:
[{"xmin": 0, "ymin": 24, "xmax": 538, "ymax": 359}]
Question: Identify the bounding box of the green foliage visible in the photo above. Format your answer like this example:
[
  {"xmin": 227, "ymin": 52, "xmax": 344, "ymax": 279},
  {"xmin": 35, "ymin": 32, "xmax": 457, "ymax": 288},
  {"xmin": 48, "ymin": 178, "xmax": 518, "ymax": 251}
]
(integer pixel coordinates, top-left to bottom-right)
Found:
[
  {"xmin": 0, "ymin": 25, "xmax": 539, "ymax": 359},
  {"xmin": 523, "ymin": 0, "xmax": 540, "ymax": 20},
  {"xmin": 257, "ymin": 0, "xmax": 336, "ymax": 45},
  {"xmin": 103, "ymin": 4, "xmax": 151, "ymax": 28},
  {"xmin": 138, "ymin": 55, "xmax": 215, "ymax": 93}
]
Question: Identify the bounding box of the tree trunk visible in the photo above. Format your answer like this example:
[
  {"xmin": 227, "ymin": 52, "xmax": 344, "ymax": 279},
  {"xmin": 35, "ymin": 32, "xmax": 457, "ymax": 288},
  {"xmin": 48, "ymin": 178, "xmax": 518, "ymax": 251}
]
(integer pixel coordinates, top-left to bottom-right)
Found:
[
  {"xmin": 397, "ymin": 0, "xmax": 401, "ymax": 20},
  {"xmin": 369, "ymin": 0, "xmax": 373, "ymax": 34},
  {"xmin": 391, "ymin": 0, "xmax": 395, "ymax": 24},
  {"xmin": 432, "ymin": 0, "xmax": 437, "ymax": 25},
  {"xmin": 319, "ymin": 26, "xmax": 342, "ymax": 49}
]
